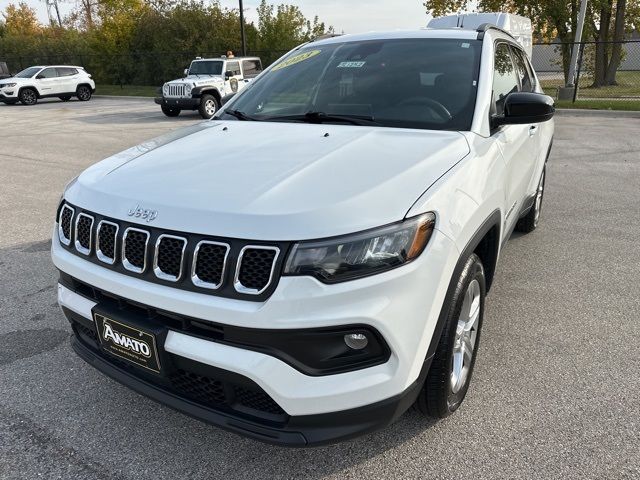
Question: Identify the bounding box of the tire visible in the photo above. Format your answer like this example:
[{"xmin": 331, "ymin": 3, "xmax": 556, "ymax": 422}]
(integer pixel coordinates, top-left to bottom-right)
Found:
[
  {"xmin": 198, "ymin": 94, "xmax": 219, "ymax": 119},
  {"xmin": 59, "ymin": 95, "xmax": 72, "ymax": 101},
  {"xmin": 19, "ymin": 88, "xmax": 38, "ymax": 106},
  {"xmin": 76, "ymin": 85, "xmax": 92, "ymax": 101},
  {"xmin": 416, "ymin": 253, "xmax": 486, "ymax": 418},
  {"xmin": 161, "ymin": 105, "xmax": 180, "ymax": 117},
  {"xmin": 516, "ymin": 166, "xmax": 545, "ymax": 234}
]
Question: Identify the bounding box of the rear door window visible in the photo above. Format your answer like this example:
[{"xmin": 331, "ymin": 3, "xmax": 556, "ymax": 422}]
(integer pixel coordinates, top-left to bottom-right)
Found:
[
  {"xmin": 242, "ymin": 60, "xmax": 263, "ymax": 78},
  {"xmin": 56, "ymin": 67, "xmax": 78, "ymax": 77}
]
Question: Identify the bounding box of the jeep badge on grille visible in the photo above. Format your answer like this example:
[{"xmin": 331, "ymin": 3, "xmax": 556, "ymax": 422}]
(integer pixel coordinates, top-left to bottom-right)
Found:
[{"xmin": 128, "ymin": 204, "xmax": 158, "ymax": 222}]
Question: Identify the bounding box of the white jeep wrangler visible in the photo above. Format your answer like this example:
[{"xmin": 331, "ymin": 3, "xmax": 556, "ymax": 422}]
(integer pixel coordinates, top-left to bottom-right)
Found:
[{"xmin": 155, "ymin": 57, "xmax": 263, "ymax": 119}]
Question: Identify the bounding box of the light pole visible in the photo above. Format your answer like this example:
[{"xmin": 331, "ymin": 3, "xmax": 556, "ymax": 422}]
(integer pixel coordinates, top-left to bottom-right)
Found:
[
  {"xmin": 239, "ymin": 0, "xmax": 247, "ymax": 56},
  {"xmin": 558, "ymin": 0, "xmax": 588, "ymax": 100}
]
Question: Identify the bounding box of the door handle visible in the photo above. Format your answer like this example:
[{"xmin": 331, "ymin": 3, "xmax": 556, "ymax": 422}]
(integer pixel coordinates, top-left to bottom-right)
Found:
[{"xmin": 529, "ymin": 125, "xmax": 539, "ymax": 137}]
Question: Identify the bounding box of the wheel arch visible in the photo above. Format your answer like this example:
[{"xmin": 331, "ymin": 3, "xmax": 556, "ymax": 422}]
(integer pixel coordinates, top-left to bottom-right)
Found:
[
  {"xmin": 18, "ymin": 85, "xmax": 40, "ymax": 98},
  {"xmin": 76, "ymin": 82, "xmax": 93, "ymax": 92},
  {"xmin": 425, "ymin": 209, "xmax": 501, "ymax": 361},
  {"xmin": 194, "ymin": 87, "xmax": 222, "ymax": 103}
]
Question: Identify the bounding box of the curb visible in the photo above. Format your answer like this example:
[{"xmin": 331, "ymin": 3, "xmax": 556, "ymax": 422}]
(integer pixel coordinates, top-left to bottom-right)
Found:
[
  {"xmin": 94, "ymin": 95, "xmax": 156, "ymax": 100},
  {"xmin": 555, "ymin": 108, "xmax": 640, "ymax": 118}
]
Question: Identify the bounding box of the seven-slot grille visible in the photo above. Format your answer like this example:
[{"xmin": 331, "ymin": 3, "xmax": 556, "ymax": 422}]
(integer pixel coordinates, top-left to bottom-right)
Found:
[
  {"xmin": 166, "ymin": 84, "xmax": 186, "ymax": 97},
  {"xmin": 57, "ymin": 203, "xmax": 284, "ymax": 300}
]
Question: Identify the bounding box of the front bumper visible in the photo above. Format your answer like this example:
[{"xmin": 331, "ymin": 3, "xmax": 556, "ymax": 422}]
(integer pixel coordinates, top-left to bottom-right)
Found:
[
  {"xmin": 53, "ymin": 223, "xmax": 459, "ymax": 443},
  {"xmin": 59, "ymin": 280, "xmax": 430, "ymax": 446},
  {"xmin": 70, "ymin": 331, "xmax": 427, "ymax": 446},
  {"xmin": 0, "ymin": 90, "xmax": 17, "ymax": 101},
  {"xmin": 155, "ymin": 96, "xmax": 199, "ymax": 110}
]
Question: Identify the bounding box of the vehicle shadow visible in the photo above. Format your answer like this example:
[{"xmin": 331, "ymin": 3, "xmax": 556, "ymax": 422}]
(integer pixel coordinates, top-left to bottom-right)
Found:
[{"xmin": 0, "ymin": 238, "xmax": 439, "ymax": 479}]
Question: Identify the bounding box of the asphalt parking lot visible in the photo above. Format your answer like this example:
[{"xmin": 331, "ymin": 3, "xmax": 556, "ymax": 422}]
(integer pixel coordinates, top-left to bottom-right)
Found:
[{"xmin": 1, "ymin": 98, "xmax": 639, "ymax": 479}]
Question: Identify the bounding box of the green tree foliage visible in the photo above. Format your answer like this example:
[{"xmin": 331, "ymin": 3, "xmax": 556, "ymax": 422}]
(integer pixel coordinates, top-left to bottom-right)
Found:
[
  {"xmin": 0, "ymin": 0, "xmax": 331, "ymax": 84},
  {"xmin": 423, "ymin": 0, "xmax": 639, "ymax": 86},
  {"xmin": 256, "ymin": 0, "xmax": 330, "ymax": 62}
]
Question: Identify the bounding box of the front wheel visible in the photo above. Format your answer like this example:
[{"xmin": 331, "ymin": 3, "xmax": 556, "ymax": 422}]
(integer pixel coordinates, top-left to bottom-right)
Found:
[
  {"xmin": 19, "ymin": 88, "xmax": 38, "ymax": 106},
  {"xmin": 161, "ymin": 105, "xmax": 180, "ymax": 117},
  {"xmin": 76, "ymin": 85, "xmax": 92, "ymax": 101},
  {"xmin": 198, "ymin": 94, "xmax": 219, "ymax": 119},
  {"xmin": 416, "ymin": 253, "xmax": 486, "ymax": 418}
]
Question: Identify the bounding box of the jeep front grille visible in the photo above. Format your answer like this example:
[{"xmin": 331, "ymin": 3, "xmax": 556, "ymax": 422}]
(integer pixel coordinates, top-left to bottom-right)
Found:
[
  {"xmin": 166, "ymin": 84, "xmax": 186, "ymax": 97},
  {"xmin": 56, "ymin": 202, "xmax": 287, "ymax": 301}
]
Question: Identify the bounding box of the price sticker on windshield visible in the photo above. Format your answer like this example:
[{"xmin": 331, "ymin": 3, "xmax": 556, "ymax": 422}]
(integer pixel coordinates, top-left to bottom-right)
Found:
[
  {"xmin": 337, "ymin": 61, "xmax": 366, "ymax": 68},
  {"xmin": 272, "ymin": 50, "xmax": 322, "ymax": 71}
]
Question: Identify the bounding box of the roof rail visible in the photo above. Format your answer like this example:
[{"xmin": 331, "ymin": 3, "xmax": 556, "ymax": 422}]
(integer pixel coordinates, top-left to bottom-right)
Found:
[
  {"xmin": 476, "ymin": 23, "xmax": 515, "ymax": 41},
  {"xmin": 312, "ymin": 33, "xmax": 344, "ymax": 42}
]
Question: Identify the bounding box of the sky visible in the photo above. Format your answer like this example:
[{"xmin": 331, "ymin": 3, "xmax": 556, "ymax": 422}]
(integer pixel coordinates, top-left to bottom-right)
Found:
[{"xmin": 1, "ymin": 0, "xmax": 431, "ymax": 34}]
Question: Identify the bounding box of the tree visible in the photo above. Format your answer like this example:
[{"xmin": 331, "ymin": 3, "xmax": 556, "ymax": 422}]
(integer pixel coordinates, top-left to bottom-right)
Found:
[
  {"xmin": 2, "ymin": 2, "xmax": 41, "ymax": 36},
  {"xmin": 256, "ymin": 0, "xmax": 331, "ymax": 56}
]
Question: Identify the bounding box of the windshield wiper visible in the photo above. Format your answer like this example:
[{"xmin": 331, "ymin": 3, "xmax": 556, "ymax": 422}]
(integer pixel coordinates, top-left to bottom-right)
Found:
[
  {"xmin": 225, "ymin": 109, "xmax": 258, "ymax": 121},
  {"xmin": 265, "ymin": 111, "xmax": 380, "ymax": 126}
]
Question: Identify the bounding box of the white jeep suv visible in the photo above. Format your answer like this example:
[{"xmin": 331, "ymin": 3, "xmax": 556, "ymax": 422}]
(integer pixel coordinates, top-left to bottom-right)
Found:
[
  {"xmin": 0, "ymin": 65, "xmax": 95, "ymax": 105},
  {"xmin": 52, "ymin": 26, "xmax": 554, "ymax": 446},
  {"xmin": 156, "ymin": 56, "xmax": 263, "ymax": 119}
]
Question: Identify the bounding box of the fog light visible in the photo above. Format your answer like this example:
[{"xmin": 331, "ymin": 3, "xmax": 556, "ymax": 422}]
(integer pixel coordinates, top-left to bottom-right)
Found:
[{"xmin": 344, "ymin": 333, "xmax": 368, "ymax": 350}]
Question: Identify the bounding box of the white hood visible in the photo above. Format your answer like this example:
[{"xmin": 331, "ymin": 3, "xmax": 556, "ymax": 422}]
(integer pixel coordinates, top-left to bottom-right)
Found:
[{"xmin": 66, "ymin": 122, "xmax": 470, "ymax": 240}]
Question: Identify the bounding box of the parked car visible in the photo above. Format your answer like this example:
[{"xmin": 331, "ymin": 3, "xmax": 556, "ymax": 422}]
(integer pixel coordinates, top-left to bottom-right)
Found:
[
  {"xmin": 155, "ymin": 56, "xmax": 262, "ymax": 118},
  {"xmin": 0, "ymin": 62, "xmax": 11, "ymax": 80},
  {"xmin": 0, "ymin": 65, "xmax": 95, "ymax": 105},
  {"xmin": 52, "ymin": 23, "xmax": 554, "ymax": 446}
]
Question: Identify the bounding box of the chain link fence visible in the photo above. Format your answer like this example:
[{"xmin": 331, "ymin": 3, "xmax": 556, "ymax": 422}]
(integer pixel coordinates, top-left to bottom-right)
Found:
[{"xmin": 532, "ymin": 40, "xmax": 640, "ymax": 106}]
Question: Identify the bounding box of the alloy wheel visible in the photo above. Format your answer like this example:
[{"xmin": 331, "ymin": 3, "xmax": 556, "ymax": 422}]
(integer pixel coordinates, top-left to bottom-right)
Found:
[
  {"xmin": 22, "ymin": 89, "xmax": 37, "ymax": 105},
  {"xmin": 450, "ymin": 279, "xmax": 481, "ymax": 394},
  {"xmin": 204, "ymin": 99, "xmax": 217, "ymax": 117},
  {"xmin": 78, "ymin": 87, "xmax": 91, "ymax": 101},
  {"xmin": 533, "ymin": 170, "xmax": 545, "ymax": 227}
]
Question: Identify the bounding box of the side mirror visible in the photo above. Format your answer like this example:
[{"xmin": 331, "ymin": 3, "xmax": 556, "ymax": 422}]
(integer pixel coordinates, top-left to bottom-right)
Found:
[
  {"xmin": 221, "ymin": 93, "xmax": 236, "ymax": 106},
  {"xmin": 225, "ymin": 71, "xmax": 234, "ymax": 80},
  {"xmin": 493, "ymin": 92, "xmax": 555, "ymax": 128},
  {"xmin": 183, "ymin": 68, "xmax": 189, "ymax": 76},
  {"xmin": 36, "ymin": 74, "xmax": 44, "ymax": 79}
]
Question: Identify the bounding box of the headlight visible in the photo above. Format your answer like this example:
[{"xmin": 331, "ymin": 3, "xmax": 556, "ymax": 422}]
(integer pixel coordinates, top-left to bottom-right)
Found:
[
  {"xmin": 284, "ymin": 213, "xmax": 435, "ymax": 283},
  {"xmin": 1, "ymin": 83, "xmax": 16, "ymax": 88},
  {"xmin": 185, "ymin": 83, "xmax": 193, "ymax": 95},
  {"xmin": 162, "ymin": 83, "xmax": 169, "ymax": 94}
]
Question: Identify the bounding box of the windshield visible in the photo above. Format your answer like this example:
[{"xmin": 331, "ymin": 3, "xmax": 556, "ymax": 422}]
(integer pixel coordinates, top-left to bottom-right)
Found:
[
  {"xmin": 189, "ymin": 61, "xmax": 223, "ymax": 76},
  {"xmin": 222, "ymin": 38, "xmax": 481, "ymax": 130},
  {"xmin": 15, "ymin": 67, "xmax": 42, "ymax": 78}
]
